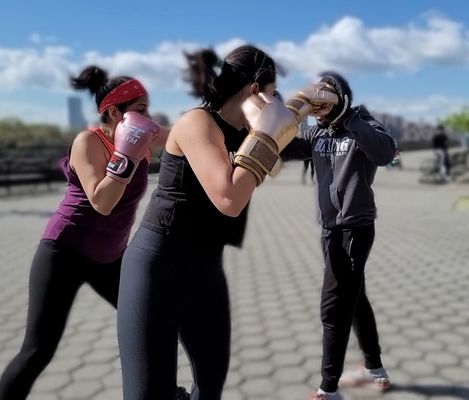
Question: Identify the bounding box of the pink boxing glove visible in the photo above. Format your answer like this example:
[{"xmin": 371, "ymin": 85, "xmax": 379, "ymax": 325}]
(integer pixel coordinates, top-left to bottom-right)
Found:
[{"xmin": 106, "ymin": 111, "xmax": 160, "ymax": 184}]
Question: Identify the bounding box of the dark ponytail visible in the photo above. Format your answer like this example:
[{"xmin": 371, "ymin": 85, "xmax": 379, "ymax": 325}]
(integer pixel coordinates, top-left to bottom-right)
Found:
[
  {"xmin": 70, "ymin": 65, "xmax": 134, "ymax": 122},
  {"xmin": 184, "ymin": 44, "xmax": 277, "ymax": 111},
  {"xmin": 70, "ymin": 65, "xmax": 108, "ymax": 96},
  {"xmin": 184, "ymin": 49, "xmax": 219, "ymax": 101}
]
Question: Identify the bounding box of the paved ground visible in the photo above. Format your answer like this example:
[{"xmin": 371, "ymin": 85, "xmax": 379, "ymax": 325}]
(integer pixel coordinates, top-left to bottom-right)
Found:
[{"xmin": 0, "ymin": 150, "xmax": 468, "ymax": 400}]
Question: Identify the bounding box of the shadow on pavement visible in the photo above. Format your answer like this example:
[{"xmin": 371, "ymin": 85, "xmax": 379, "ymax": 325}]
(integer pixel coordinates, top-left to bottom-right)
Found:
[{"xmin": 389, "ymin": 384, "xmax": 469, "ymax": 398}]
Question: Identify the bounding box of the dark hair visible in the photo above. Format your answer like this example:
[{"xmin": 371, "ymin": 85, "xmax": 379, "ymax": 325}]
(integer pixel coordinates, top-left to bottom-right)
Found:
[
  {"xmin": 184, "ymin": 45, "xmax": 277, "ymax": 111},
  {"xmin": 70, "ymin": 65, "xmax": 135, "ymax": 123}
]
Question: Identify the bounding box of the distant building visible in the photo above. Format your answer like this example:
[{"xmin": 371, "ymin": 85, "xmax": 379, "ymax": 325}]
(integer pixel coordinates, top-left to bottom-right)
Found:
[
  {"xmin": 373, "ymin": 112, "xmax": 406, "ymax": 141},
  {"xmin": 372, "ymin": 110, "xmax": 459, "ymax": 149},
  {"xmin": 67, "ymin": 96, "xmax": 88, "ymax": 131}
]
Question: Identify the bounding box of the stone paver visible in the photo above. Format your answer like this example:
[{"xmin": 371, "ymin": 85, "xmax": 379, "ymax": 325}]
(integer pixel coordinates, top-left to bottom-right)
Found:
[{"xmin": 1, "ymin": 150, "xmax": 469, "ymax": 399}]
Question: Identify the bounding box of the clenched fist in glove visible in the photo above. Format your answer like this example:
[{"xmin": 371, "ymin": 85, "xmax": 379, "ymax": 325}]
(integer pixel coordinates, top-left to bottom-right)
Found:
[
  {"xmin": 106, "ymin": 112, "xmax": 160, "ymax": 184},
  {"xmin": 315, "ymin": 71, "xmax": 353, "ymax": 128},
  {"xmin": 285, "ymin": 82, "xmax": 339, "ymax": 121},
  {"xmin": 234, "ymin": 93, "xmax": 299, "ymax": 185}
]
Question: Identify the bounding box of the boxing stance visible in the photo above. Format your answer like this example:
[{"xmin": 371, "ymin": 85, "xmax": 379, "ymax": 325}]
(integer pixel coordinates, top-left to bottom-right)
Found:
[
  {"xmin": 282, "ymin": 71, "xmax": 395, "ymax": 400},
  {"xmin": 116, "ymin": 45, "xmax": 338, "ymax": 400},
  {"xmin": 0, "ymin": 66, "xmax": 163, "ymax": 400}
]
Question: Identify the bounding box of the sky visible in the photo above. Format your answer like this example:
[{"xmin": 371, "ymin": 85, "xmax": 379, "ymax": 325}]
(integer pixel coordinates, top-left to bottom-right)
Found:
[{"xmin": 0, "ymin": 0, "xmax": 468, "ymax": 128}]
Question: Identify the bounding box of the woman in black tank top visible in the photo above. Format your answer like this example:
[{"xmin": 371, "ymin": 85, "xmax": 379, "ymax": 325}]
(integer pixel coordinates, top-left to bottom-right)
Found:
[{"xmin": 117, "ymin": 45, "xmax": 280, "ymax": 400}]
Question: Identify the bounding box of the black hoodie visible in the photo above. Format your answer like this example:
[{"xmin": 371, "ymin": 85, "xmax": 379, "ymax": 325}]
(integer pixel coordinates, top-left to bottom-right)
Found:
[{"xmin": 282, "ymin": 105, "xmax": 396, "ymax": 228}]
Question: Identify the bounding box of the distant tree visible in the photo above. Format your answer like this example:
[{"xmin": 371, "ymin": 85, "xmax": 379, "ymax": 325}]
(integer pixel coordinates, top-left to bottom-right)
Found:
[
  {"xmin": 30, "ymin": 124, "xmax": 63, "ymax": 139},
  {"xmin": 0, "ymin": 118, "xmax": 73, "ymax": 146},
  {"xmin": 0, "ymin": 119, "xmax": 33, "ymax": 146},
  {"xmin": 442, "ymin": 108, "xmax": 469, "ymax": 133},
  {"xmin": 27, "ymin": 124, "xmax": 66, "ymax": 146}
]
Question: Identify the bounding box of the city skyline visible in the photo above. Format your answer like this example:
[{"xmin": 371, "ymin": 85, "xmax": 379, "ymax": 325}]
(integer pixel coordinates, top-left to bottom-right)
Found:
[
  {"xmin": 67, "ymin": 96, "xmax": 87, "ymax": 131},
  {"xmin": 0, "ymin": 1, "xmax": 468, "ymax": 128}
]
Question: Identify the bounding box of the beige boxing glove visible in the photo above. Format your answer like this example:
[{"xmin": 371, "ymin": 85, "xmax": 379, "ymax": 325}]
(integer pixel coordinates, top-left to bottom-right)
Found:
[
  {"xmin": 285, "ymin": 82, "xmax": 339, "ymax": 121},
  {"xmin": 234, "ymin": 93, "xmax": 299, "ymax": 185}
]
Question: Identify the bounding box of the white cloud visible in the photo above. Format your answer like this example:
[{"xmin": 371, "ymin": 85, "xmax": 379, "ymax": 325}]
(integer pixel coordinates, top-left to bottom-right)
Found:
[
  {"xmin": 81, "ymin": 41, "xmax": 198, "ymax": 91},
  {"xmin": 269, "ymin": 14, "xmax": 469, "ymax": 77},
  {"xmin": 1, "ymin": 14, "xmax": 467, "ymax": 92},
  {"xmin": 1, "ymin": 14, "xmax": 469, "ymax": 125},
  {"xmin": 0, "ymin": 46, "xmax": 74, "ymax": 91},
  {"xmin": 28, "ymin": 33, "xmax": 57, "ymax": 45},
  {"xmin": 214, "ymin": 38, "xmax": 248, "ymax": 58}
]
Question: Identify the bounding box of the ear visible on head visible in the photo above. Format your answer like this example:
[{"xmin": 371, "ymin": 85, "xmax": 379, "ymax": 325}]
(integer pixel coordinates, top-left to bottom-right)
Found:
[
  {"xmin": 107, "ymin": 105, "xmax": 123, "ymax": 123},
  {"xmin": 250, "ymin": 82, "xmax": 260, "ymax": 95}
]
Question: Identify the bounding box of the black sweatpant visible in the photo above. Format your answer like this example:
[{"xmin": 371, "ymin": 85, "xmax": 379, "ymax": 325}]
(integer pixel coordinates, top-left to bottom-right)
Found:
[
  {"xmin": 319, "ymin": 224, "xmax": 383, "ymax": 392},
  {"xmin": 117, "ymin": 226, "xmax": 231, "ymax": 400},
  {"xmin": 0, "ymin": 239, "xmax": 121, "ymax": 400}
]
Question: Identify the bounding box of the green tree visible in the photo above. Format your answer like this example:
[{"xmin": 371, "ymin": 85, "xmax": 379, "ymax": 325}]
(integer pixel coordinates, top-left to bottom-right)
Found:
[
  {"xmin": 0, "ymin": 118, "xmax": 74, "ymax": 147},
  {"xmin": 29, "ymin": 123, "xmax": 68, "ymax": 145},
  {"xmin": 0, "ymin": 118, "xmax": 33, "ymax": 146},
  {"xmin": 442, "ymin": 108, "xmax": 469, "ymax": 133}
]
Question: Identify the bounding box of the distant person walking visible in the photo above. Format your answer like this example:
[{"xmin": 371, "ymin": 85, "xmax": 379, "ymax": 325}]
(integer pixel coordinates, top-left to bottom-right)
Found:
[{"xmin": 432, "ymin": 124, "xmax": 451, "ymax": 182}]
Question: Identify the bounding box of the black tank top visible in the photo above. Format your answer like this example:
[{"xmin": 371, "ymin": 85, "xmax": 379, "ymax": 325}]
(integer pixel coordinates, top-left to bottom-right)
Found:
[{"xmin": 141, "ymin": 110, "xmax": 249, "ymax": 247}]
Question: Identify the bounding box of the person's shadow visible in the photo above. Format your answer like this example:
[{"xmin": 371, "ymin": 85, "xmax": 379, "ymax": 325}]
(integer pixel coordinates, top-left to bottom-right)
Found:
[{"xmin": 389, "ymin": 383, "xmax": 469, "ymax": 399}]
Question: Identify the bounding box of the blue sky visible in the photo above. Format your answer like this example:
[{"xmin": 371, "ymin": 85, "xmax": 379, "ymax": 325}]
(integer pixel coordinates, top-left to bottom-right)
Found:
[{"xmin": 0, "ymin": 0, "xmax": 468, "ymax": 127}]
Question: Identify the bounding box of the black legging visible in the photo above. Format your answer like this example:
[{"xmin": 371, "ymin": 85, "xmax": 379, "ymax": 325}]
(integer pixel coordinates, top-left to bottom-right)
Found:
[
  {"xmin": 319, "ymin": 224, "xmax": 383, "ymax": 392},
  {"xmin": 117, "ymin": 226, "xmax": 231, "ymax": 400},
  {"xmin": 0, "ymin": 239, "xmax": 121, "ymax": 400}
]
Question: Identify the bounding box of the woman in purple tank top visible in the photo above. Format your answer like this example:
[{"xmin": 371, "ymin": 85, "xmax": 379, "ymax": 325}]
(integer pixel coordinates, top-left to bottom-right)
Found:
[{"xmin": 0, "ymin": 65, "xmax": 170, "ymax": 400}]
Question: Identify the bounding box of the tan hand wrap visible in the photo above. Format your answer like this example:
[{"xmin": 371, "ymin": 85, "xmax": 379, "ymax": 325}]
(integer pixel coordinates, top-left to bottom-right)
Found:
[
  {"xmin": 286, "ymin": 82, "xmax": 339, "ymax": 120},
  {"xmin": 234, "ymin": 131, "xmax": 282, "ymax": 186}
]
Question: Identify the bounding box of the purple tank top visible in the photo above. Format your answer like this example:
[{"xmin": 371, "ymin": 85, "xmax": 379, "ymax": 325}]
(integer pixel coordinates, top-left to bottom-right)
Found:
[{"xmin": 42, "ymin": 128, "xmax": 149, "ymax": 263}]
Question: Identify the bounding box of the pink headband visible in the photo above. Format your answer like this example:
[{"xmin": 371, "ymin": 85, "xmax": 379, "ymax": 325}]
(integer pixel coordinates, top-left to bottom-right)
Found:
[{"xmin": 98, "ymin": 79, "xmax": 147, "ymax": 113}]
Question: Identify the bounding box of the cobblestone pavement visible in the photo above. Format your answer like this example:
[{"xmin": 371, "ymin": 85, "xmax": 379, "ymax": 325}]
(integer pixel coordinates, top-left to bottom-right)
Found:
[{"xmin": 1, "ymin": 150, "xmax": 468, "ymax": 400}]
